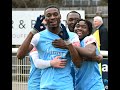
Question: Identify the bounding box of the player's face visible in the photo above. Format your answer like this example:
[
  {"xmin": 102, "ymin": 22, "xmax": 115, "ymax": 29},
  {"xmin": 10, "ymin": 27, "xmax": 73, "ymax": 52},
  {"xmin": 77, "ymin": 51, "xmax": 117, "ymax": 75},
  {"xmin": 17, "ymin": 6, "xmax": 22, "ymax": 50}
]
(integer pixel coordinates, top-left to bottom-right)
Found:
[
  {"xmin": 67, "ymin": 13, "xmax": 80, "ymax": 32},
  {"xmin": 74, "ymin": 21, "xmax": 89, "ymax": 39},
  {"xmin": 45, "ymin": 8, "xmax": 61, "ymax": 28}
]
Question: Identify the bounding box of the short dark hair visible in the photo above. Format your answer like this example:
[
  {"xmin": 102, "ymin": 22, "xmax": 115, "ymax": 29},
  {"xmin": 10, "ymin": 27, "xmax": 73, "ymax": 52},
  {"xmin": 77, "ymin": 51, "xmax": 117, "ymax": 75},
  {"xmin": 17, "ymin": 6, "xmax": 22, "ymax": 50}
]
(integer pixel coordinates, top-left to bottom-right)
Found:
[
  {"xmin": 85, "ymin": 19, "xmax": 93, "ymax": 35},
  {"xmin": 67, "ymin": 11, "xmax": 81, "ymax": 19},
  {"xmin": 44, "ymin": 5, "xmax": 60, "ymax": 13}
]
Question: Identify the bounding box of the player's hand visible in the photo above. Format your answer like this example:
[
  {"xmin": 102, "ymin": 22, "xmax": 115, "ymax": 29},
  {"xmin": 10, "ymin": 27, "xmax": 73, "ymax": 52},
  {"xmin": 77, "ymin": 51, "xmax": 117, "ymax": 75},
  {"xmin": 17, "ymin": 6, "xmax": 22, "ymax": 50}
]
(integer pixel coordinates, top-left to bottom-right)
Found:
[
  {"xmin": 50, "ymin": 56, "xmax": 67, "ymax": 68},
  {"xmin": 92, "ymin": 54, "xmax": 103, "ymax": 63},
  {"xmin": 57, "ymin": 23, "xmax": 71, "ymax": 45},
  {"xmin": 52, "ymin": 39, "xmax": 67, "ymax": 49},
  {"xmin": 58, "ymin": 23, "xmax": 69, "ymax": 40},
  {"xmin": 34, "ymin": 15, "xmax": 46, "ymax": 32}
]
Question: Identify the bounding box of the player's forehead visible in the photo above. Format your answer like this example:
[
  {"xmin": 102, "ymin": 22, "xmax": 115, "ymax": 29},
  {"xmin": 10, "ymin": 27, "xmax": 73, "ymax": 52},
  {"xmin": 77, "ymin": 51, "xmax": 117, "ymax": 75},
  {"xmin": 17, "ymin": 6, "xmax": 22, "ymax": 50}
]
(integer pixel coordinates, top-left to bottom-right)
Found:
[
  {"xmin": 67, "ymin": 13, "xmax": 80, "ymax": 19},
  {"xmin": 76, "ymin": 20, "xmax": 86, "ymax": 26},
  {"xmin": 45, "ymin": 8, "xmax": 59, "ymax": 14}
]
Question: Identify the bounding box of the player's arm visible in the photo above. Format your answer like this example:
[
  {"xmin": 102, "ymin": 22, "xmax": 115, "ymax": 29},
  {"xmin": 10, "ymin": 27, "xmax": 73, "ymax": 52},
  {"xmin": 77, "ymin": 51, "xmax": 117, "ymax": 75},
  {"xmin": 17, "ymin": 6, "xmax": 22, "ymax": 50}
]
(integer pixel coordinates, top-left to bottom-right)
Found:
[
  {"xmin": 17, "ymin": 15, "xmax": 45, "ymax": 59},
  {"xmin": 75, "ymin": 36, "xmax": 103, "ymax": 63},
  {"xmin": 76, "ymin": 44, "xmax": 103, "ymax": 63},
  {"xmin": 30, "ymin": 48, "xmax": 67, "ymax": 69},
  {"xmin": 32, "ymin": 56, "xmax": 67, "ymax": 69},
  {"xmin": 17, "ymin": 32, "xmax": 34, "ymax": 59},
  {"xmin": 89, "ymin": 53, "xmax": 103, "ymax": 63},
  {"xmin": 66, "ymin": 43, "xmax": 83, "ymax": 68},
  {"xmin": 52, "ymin": 34, "xmax": 102, "ymax": 64},
  {"xmin": 55, "ymin": 24, "xmax": 83, "ymax": 68},
  {"xmin": 83, "ymin": 44, "xmax": 103, "ymax": 63},
  {"xmin": 75, "ymin": 43, "xmax": 96, "ymax": 58},
  {"xmin": 52, "ymin": 40, "xmax": 84, "ymax": 68}
]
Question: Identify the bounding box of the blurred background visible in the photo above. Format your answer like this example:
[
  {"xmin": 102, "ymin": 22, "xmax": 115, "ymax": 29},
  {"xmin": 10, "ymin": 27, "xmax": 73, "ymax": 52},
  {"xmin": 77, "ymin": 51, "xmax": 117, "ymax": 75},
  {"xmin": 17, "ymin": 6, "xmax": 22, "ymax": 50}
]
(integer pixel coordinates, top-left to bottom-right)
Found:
[{"xmin": 12, "ymin": 0, "xmax": 108, "ymax": 28}]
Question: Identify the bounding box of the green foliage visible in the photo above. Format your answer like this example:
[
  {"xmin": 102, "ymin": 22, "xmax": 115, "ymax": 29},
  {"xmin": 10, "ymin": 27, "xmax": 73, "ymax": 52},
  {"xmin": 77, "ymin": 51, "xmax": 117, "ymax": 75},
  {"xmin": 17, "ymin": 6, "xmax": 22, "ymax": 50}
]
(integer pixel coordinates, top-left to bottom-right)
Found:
[{"xmin": 99, "ymin": 0, "xmax": 108, "ymax": 6}]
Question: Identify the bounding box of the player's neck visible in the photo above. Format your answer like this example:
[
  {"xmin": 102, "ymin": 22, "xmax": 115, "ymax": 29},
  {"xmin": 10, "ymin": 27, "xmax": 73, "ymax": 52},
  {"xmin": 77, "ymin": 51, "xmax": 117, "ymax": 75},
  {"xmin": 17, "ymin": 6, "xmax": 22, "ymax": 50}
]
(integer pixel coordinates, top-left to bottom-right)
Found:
[{"xmin": 48, "ymin": 26, "xmax": 61, "ymax": 34}]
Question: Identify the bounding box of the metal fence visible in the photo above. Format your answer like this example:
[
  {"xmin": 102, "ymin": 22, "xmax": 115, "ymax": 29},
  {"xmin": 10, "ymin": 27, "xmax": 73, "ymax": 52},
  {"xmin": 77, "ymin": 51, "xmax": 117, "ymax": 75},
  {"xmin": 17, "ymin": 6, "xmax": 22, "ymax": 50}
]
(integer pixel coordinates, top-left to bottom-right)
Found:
[
  {"xmin": 12, "ymin": 48, "xmax": 108, "ymax": 90},
  {"xmin": 12, "ymin": 55, "xmax": 30, "ymax": 90}
]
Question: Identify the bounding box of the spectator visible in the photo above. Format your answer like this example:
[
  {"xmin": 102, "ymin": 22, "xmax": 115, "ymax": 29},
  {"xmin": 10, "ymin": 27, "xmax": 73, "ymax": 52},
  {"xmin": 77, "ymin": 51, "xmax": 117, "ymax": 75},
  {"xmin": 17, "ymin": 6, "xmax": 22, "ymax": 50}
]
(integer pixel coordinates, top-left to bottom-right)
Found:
[{"xmin": 93, "ymin": 16, "xmax": 108, "ymax": 51}]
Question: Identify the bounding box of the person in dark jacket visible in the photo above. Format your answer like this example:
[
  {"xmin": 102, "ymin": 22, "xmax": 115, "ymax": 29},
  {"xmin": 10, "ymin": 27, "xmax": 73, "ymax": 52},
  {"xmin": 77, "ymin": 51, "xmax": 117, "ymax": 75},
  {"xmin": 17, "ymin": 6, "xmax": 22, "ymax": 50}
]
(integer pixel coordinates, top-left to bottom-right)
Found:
[{"xmin": 93, "ymin": 16, "xmax": 108, "ymax": 51}]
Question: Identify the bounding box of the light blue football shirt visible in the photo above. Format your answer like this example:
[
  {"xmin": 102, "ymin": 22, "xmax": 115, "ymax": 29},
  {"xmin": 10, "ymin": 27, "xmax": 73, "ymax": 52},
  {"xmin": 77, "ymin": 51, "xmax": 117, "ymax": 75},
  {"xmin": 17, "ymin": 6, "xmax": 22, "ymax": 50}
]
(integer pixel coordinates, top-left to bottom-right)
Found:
[
  {"xmin": 28, "ymin": 54, "xmax": 41, "ymax": 90},
  {"xmin": 74, "ymin": 35, "xmax": 105, "ymax": 90},
  {"xmin": 31, "ymin": 29, "xmax": 80, "ymax": 90}
]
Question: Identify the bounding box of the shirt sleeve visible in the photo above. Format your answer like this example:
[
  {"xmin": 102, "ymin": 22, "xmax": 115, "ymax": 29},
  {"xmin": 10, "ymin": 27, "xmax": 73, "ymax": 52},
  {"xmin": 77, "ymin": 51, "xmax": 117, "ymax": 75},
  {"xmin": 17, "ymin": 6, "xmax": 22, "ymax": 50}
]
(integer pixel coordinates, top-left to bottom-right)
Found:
[
  {"xmin": 30, "ymin": 33, "xmax": 40, "ymax": 47},
  {"xmin": 84, "ymin": 35, "xmax": 97, "ymax": 47},
  {"xmin": 71, "ymin": 33, "xmax": 80, "ymax": 47},
  {"xmin": 30, "ymin": 47, "xmax": 51, "ymax": 69}
]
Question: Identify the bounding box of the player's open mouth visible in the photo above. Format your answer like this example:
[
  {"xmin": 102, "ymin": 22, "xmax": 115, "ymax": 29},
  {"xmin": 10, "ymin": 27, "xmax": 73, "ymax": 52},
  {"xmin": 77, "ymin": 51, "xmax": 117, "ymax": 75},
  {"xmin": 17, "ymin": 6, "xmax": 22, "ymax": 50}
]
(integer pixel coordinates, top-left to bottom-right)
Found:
[
  {"xmin": 77, "ymin": 32, "xmax": 82, "ymax": 36},
  {"xmin": 50, "ymin": 21, "xmax": 57, "ymax": 26}
]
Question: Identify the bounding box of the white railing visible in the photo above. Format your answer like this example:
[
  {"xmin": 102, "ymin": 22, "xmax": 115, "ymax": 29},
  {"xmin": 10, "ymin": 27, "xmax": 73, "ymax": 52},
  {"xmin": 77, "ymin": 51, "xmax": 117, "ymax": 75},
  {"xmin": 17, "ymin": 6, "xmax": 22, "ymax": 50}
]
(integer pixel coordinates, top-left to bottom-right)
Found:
[
  {"xmin": 12, "ymin": 48, "xmax": 108, "ymax": 57},
  {"xmin": 12, "ymin": 48, "xmax": 30, "ymax": 90},
  {"xmin": 12, "ymin": 48, "xmax": 18, "ymax": 53}
]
